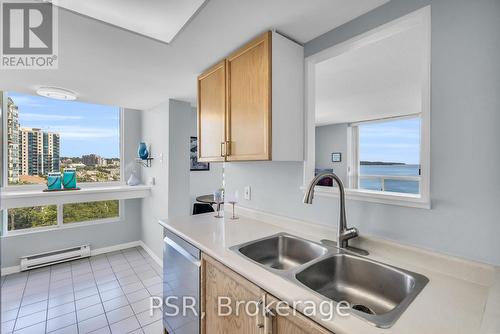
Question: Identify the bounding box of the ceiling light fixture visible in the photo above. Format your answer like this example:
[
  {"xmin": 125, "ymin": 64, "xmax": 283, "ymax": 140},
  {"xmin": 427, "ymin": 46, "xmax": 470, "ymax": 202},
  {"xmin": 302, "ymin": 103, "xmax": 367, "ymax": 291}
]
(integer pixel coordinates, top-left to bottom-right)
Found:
[{"xmin": 36, "ymin": 86, "xmax": 78, "ymax": 101}]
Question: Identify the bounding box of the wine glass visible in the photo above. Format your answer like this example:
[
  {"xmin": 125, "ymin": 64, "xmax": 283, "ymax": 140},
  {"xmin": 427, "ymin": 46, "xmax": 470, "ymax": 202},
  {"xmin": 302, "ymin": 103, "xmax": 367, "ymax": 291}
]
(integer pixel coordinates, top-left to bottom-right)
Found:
[
  {"xmin": 213, "ymin": 190, "xmax": 224, "ymax": 218},
  {"xmin": 227, "ymin": 190, "xmax": 239, "ymax": 220}
]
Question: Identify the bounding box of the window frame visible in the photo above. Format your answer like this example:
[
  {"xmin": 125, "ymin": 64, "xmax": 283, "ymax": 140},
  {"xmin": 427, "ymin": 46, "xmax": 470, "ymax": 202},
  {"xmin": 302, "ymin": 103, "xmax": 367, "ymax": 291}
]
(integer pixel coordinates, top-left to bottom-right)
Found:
[
  {"xmin": 348, "ymin": 114, "xmax": 423, "ymax": 194},
  {"xmin": 302, "ymin": 6, "xmax": 431, "ymax": 209},
  {"xmin": 1, "ymin": 92, "xmax": 127, "ymax": 236},
  {"xmin": 3, "ymin": 200, "xmax": 124, "ymax": 237},
  {"xmin": 1, "ymin": 91, "xmax": 125, "ymax": 190}
]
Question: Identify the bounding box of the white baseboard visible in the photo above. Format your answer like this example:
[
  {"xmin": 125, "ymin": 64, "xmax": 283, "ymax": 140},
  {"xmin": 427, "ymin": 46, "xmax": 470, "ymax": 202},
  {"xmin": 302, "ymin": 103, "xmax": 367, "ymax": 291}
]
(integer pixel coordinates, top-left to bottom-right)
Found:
[
  {"xmin": 1, "ymin": 240, "xmax": 160, "ymax": 276},
  {"xmin": 90, "ymin": 241, "xmax": 142, "ymax": 257},
  {"xmin": 1, "ymin": 265, "xmax": 21, "ymax": 276},
  {"xmin": 139, "ymin": 241, "xmax": 163, "ymax": 268}
]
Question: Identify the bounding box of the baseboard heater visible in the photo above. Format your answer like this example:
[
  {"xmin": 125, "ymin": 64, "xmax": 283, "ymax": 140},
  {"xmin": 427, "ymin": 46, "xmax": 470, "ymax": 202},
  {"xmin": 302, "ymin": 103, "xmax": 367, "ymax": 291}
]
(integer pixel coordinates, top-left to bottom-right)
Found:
[{"xmin": 20, "ymin": 244, "xmax": 91, "ymax": 271}]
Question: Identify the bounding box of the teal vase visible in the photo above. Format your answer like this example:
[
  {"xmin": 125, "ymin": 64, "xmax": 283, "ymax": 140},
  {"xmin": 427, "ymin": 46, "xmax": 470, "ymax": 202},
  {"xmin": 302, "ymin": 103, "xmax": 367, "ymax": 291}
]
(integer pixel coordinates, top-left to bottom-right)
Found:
[
  {"xmin": 138, "ymin": 142, "xmax": 149, "ymax": 160},
  {"xmin": 47, "ymin": 173, "xmax": 62, "ymax": 190},
  {"xmin": 63, "ymin": 169, "xmax": 77, "ymax": 189}
]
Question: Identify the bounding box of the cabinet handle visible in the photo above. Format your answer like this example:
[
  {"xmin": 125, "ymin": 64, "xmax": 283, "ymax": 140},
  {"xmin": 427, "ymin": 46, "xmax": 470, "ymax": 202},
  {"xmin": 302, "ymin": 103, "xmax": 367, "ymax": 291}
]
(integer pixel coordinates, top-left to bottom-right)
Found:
[
  {"xmin": 225, "ymin": 141, "xmax": 231, "ymax": 156},
  {"xmin": 256, "ymin": 298, "xmax": 265, "ymax": 330},
  {"xmin": 264, "ymin": 307, "xmax": 275, "ymax": 334},
  {"xmin": 220, "ymin": 142, "xmax": 225, "ymax": 157}
]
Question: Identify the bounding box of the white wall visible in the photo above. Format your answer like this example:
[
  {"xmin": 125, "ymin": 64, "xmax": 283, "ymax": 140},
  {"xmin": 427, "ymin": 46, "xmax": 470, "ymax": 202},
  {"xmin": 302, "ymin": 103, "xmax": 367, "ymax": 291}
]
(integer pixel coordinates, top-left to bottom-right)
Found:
[
  {"xmin": 189, "ymin": 107, "xmax": 223, "ymax": 208},
  {"xmin": 315, "ymin": 123, "xmax": 348, "ymax": 184},
  {"xmin": 140, "ymin": 99, "xmax": 193, "ymax": 259},
  {"xmin": 1, "ymin": 109, "xmax": 143, "ymax": 268},
  {"xmin": 167, "ymin": 100, "xmax": 192, "ymax": 219},
  {"xmin": 225, "ymin": 0, "xmax": 500, "ymax": 266},
  {"xmin": 140, "ymin": 102, "xmax": 169, "ymax": 260}
]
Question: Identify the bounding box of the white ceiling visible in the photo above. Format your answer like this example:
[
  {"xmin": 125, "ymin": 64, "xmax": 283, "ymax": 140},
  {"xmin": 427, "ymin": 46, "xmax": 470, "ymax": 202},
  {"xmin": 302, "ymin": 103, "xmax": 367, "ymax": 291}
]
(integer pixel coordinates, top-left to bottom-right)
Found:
[
  {"xmin": 315, "ymin": 23, "xmax": 426, "ymax": 126},
  {"xmin": 51, "ymin": 0, "xmax": 206, "ymax": 43},
  {"xmin": 0, "ymin": 0, "xmax": 388, "ymax": 110}
]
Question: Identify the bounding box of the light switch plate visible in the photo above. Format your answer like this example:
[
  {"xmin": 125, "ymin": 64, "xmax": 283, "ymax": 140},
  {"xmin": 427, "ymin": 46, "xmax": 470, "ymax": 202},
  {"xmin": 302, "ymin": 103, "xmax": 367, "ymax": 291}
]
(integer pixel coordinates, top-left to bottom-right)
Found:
[{"xmin": 244, "ymin": 186, "xmax": 251, "ymax": 200}]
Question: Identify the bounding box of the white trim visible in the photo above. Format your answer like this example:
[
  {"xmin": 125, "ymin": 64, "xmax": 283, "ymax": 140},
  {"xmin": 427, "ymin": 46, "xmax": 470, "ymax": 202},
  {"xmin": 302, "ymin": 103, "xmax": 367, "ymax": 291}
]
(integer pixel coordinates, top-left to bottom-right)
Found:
[
  {"xmin": 0, "ymin": 185, "xmax": 151, "ymax": 209},
  {"xmin": 90, "ymin": 240, "xmax": 141, "ymax": 257},
  {"xmin": 1, "ymin": 265, "xmax": 20, "ymax": 276},
  {"xmin": 1, "ymin": 240, "xmax": 142, "ymax": 276},
  {"xmin": 303, "ymin": 6, "xmax": 431, "ymax": 209},
  {"xmin": 119, "ymin": 108, "xmax": 126, "ymax": 182},
  {"xmin": 139, "ymin": 240, "xmax": 163, "ymax": 268},
  {"xmin": 347, "ymin": 126, "xmax": 359, "ymax": 188},
  {"xmin": 3, "ymin": 209, "xmax": 123, "ymax": 238},
  {"xmin": 2, "ymin": 198, "xmax": 128, "ymax": 237},
  {"xmin": 300, "ymin": 185, "xmax": 431, "ymax": 209},
  {"xmin": 348, "ymin": 113, "xmax": 422, "ymax": 127}
]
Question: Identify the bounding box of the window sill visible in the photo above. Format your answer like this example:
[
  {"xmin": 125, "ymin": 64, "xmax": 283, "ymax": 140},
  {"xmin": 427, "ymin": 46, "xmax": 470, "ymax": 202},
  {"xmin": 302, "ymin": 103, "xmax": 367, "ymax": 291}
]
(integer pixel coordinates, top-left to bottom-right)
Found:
[
  {"xmin": 0, "ymin": 185, "xmax": 151, "ymax": 209},
  {"xmin": 300, "ymin": 185, "xmax": 431, "ymax": 209}
]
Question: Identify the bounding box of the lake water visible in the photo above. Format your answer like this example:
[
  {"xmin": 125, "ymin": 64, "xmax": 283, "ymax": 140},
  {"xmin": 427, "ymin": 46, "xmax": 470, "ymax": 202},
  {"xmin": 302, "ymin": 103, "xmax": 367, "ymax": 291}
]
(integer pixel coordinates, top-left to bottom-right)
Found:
[{"xmin": 360, "ymin": 164, "xmax": 420, "ymax": 194}]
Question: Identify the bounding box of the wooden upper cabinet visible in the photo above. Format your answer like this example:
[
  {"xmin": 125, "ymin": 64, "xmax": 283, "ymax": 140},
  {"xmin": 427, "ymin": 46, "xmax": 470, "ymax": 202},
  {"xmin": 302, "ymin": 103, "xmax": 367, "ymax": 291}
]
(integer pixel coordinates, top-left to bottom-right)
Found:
[
  {"xmin": 197, "ymin": 61, "xmax": 226, "ymax": 162},
  {"xmin": 197, "ymin": 31, "xmax": 304, "ymax": 162},
  {"xmin": 226, "ymin": 32, "xmax": 271, "ymax": 161}
]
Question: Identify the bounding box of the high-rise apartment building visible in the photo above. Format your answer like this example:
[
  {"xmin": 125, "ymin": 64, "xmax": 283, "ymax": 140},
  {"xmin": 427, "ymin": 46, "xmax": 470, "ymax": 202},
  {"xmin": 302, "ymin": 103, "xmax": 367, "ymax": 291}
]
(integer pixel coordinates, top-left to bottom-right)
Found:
[
  {"xmin": 7, "ymin": 97, "xmax": 20, "ymax": 183},
  {"xmin": 20, "ymin": 128, "xmax": 60, "ymax": 176},
  {"xmin": 82, "ymin": 154, "xmax": 106, "ymax": 166}
]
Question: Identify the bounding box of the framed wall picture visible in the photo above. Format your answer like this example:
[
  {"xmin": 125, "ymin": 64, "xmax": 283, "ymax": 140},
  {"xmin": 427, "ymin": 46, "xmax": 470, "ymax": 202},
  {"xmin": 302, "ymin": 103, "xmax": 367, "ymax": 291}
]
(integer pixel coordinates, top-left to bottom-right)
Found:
[
  {"xmin": 331, "ymin": 152, "xmax": 342, "ymax": 163},
  {"xmin": 190, "ymin": 137, "xmax": 210, "ymax": 171}
]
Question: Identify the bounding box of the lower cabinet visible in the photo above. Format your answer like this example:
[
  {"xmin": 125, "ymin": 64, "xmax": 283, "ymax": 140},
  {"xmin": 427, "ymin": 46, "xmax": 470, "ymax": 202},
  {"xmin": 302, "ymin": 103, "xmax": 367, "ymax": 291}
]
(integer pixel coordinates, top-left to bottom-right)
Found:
[
  {"xmin": 201, "ymin": 254, "xmax": 332, "ymax": 334},
  {"xmin": 265, "ymin": 295, "xmax": 332, "ymax": 334}
]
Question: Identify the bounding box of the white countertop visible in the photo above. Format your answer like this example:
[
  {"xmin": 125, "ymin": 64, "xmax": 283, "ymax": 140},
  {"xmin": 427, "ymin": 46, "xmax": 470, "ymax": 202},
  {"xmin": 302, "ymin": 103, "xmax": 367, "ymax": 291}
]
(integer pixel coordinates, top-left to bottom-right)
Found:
[{"xmin": 158, "ymin": 207, "xmax": 500, "ymax": 334}]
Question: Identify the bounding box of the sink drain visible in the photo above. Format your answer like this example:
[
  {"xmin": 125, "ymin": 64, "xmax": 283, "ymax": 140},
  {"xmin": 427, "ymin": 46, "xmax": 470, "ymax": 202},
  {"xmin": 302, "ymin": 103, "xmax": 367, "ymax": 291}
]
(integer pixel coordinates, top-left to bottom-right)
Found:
[{"xmin": 352, "ymin": 304, "xmax": 376, "ymax": 315}]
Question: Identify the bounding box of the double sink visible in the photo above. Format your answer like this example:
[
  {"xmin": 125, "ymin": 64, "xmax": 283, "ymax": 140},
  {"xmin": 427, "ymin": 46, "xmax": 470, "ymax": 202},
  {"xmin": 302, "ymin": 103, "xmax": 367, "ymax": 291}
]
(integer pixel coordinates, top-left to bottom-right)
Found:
[{"xmin": 230, "ymin": 233, "xmax": 428, "ymax": 328}]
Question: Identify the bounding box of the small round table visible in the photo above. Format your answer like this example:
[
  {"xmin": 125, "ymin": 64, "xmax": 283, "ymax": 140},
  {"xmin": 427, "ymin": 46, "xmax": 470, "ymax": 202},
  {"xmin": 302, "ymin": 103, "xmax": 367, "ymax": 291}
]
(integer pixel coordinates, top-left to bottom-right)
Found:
[{"xmin": 195, "ymin": 194, "xmax": 223, "ymax": 212}]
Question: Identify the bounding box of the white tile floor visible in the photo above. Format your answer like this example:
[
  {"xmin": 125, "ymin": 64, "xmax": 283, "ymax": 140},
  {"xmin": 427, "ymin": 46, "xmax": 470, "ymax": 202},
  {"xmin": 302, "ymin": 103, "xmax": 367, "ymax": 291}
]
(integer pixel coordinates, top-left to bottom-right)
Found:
[{"xmin": 1, "ymin": 247, "xmax": 164, "ymax": 334}]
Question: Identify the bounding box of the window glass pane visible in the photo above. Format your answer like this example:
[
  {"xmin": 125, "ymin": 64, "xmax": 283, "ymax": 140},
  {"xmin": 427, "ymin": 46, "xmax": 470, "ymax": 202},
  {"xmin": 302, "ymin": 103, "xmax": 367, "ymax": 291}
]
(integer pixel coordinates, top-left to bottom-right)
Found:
[
  {"xmin": 7, "ymin": 206, "xmax": 57, "ymax": 231},
  {"xmin": 358, "ymin": 117, "xmax": 421, "ymax": 194},
  {"xmin": 5, "ymin": 92, "xmax": 120, "ymax": 186},
  {"xmin": 63, "ymin": 200, "xmax": 119, "ymax": 224}
]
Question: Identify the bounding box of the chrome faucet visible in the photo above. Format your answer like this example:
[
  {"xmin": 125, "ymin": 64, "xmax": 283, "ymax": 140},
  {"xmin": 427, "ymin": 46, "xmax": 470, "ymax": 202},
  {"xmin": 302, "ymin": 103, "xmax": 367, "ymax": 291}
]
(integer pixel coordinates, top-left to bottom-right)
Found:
[{"xmin": 303, "ymin": 172, "xmax": 365, "ymax": 253}]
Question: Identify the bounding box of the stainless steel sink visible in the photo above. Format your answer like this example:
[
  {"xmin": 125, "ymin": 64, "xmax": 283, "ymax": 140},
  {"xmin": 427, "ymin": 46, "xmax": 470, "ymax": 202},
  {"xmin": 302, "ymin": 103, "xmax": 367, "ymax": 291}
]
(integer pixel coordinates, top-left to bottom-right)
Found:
[
  {"xmin": 231, "ymin": 233, "xmax": 429, "ymax": 328},
  {"xmin": 295, "ymin": 253, "xmax": 428, "ymax": 327},
  {"xmin": 235, "ymin": 233, "xmax": 328, "ymax": 270}
]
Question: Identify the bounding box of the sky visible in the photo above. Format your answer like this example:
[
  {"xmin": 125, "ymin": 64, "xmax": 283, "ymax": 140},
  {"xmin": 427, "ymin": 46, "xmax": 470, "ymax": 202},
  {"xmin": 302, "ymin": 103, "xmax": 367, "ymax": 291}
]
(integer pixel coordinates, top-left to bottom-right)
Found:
[
  {"xmin": 9, "ymin": 92, "xmax": 120, "ymax": 158},
  {"xmin": 359, "ymin": 118, "xmax": 421, "ymax": 165}
]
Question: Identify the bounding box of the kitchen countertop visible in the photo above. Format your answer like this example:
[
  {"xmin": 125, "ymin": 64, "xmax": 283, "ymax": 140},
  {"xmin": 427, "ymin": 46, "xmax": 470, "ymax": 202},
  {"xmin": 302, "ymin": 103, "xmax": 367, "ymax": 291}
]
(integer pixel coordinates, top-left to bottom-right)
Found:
[{"xmin": 158, "ymin": 207, "xmax": 500, "ymax": 334}]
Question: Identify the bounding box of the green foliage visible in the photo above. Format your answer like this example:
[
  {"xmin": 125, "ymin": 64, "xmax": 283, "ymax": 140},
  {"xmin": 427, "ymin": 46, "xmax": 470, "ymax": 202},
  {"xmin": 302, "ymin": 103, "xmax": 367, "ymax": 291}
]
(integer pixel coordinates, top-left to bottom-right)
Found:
[
  {"xmin": 63, "ymin": 200, "xmax": 119, "ymax": 224},
  {"xmin": 7, "ymin": 206, "xmax": 57, "ymax": 231},
  {"xmin": 7, "ymin": 200, "xmax": 120, "ymax": 231}
]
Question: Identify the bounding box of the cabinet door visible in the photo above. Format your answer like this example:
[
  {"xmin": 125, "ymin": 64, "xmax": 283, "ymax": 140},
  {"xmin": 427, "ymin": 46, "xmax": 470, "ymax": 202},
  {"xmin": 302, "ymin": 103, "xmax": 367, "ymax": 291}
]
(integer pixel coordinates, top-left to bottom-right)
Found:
[
  {"xmin": 197, "ymin": 61, "xmax": 227, "ymax": 162},
  {"xmin": 202, "ymin": 254, "xmax": 264, "ymax": 334},
  {"xmin": 226, "ymin": 32, "xmax": 271, "ymax": 161},
  {"xmin": 265, "ymin": 295, "xmax": 332, "ymax": 334}
]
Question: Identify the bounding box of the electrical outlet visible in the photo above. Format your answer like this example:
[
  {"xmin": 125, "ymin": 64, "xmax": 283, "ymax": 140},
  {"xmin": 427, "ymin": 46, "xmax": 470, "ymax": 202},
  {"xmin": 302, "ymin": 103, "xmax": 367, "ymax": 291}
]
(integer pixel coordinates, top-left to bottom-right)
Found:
[{"xmin": 244, "ymin": 186, "xmax": 251, "ymax": 200}]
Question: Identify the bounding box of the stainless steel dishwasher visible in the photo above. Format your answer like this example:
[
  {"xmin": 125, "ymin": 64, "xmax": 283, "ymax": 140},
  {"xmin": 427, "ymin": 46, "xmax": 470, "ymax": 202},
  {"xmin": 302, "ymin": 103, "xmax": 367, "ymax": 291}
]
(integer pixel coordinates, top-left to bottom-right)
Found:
[{"xmin": 163, "ymin": 229, "xmax": 201, "ymax": 334}]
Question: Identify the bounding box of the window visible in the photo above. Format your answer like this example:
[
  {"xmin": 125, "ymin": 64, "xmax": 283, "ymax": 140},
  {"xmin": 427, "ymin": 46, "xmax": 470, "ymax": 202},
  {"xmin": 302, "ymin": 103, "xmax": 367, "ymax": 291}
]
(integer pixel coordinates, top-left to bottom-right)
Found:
[
  {"xmin": 350, "ymin": 116, "xmax": 421, "ymax": 195},
  {"xmin": 63, "ymin": 200, "xmax": 119, "ymax": 224},
  {"xmin": 5, "ymin": 200, "xmax": 121, "ymax": 234},
  {"xmin": 2, "ymin": 91, "xmax": 124, "ymax": 235},
  {"xmin": 4, "ymin": 91, "xmax": 121, "ymax": 186},
  {"xmin": 7, "ymin": 205, "xmax": 57, "ymax": 231}
]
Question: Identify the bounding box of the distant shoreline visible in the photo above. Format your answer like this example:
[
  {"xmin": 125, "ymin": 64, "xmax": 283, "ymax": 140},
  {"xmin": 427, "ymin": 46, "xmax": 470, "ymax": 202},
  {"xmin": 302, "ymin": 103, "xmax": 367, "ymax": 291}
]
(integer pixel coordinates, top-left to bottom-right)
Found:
[{"xmin": 360, "ymin": 161, "xmax": 406, "ymax": 166}]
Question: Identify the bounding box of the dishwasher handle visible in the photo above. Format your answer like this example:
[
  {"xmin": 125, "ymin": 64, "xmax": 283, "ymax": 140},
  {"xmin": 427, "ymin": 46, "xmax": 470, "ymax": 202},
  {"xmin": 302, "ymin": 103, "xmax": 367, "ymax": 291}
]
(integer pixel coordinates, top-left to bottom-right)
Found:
[{"xmin": 165, "ymin": 236, "xmax": 201, "ymax": 267}]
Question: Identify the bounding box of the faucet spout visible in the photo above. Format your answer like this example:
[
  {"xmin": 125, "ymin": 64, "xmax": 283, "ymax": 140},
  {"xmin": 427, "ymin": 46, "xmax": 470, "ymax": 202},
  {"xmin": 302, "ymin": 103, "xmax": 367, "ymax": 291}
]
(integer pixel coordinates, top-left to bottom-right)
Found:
[{"xmin": 303, "ymin": 172, "xmax": 358, "ymax": 249}]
